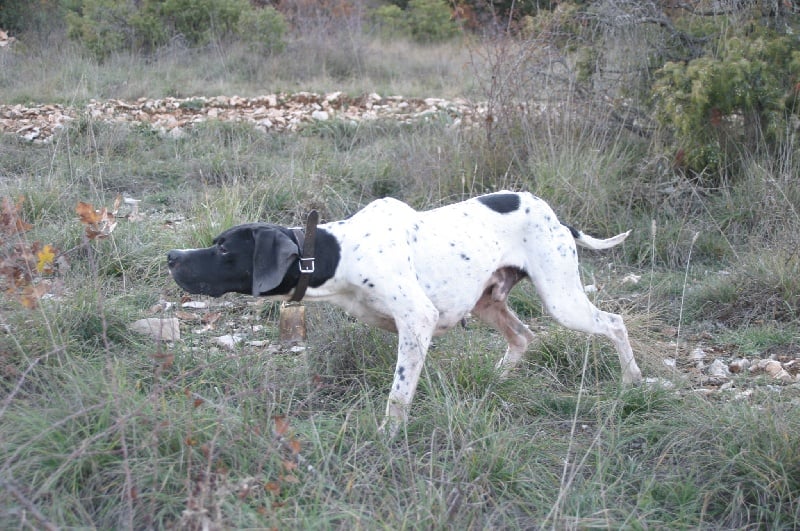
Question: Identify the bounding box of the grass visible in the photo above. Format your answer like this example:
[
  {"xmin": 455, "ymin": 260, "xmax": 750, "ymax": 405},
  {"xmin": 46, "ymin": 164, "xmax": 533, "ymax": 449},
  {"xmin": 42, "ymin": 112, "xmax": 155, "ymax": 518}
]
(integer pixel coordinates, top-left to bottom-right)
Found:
[{"xmin": 2, "ymin": 23, "xmax": 800, "ymax": 530}]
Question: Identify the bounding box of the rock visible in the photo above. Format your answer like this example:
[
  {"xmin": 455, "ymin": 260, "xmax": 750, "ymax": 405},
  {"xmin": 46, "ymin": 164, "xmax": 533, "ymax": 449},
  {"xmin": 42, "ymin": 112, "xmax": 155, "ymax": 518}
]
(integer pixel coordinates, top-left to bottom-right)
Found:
[
  {"xmin": 215, "ymin": 334, "xmax": 243, "ymax": 350},
  {"xmin": 130, "ymin": 318, "xmax": 180, "ymax": 342},
  {"xmin": 707, "ymin": 359, "xmax": 730, "ymax": 378},
  {"xmin": 728, "ymin": 358, "xmax": 750, "ymax": 373},
  {"xmin": 764, "ymin": 360, "xmax": 784, "ymax": 377},
  {"xmin": 691, "ymin": 347, "xmax": 706, "ymax": 369},
  {"xmin": 622, "ymin": 273, "xmax": 641, "ymax": 284},
  {"xmin": 644, "ymin": 377, "xmax": 675, "ymax": 389},
  {"xmin": 734, "ymin": 388, "xmax": 753, "ymax": 400}
]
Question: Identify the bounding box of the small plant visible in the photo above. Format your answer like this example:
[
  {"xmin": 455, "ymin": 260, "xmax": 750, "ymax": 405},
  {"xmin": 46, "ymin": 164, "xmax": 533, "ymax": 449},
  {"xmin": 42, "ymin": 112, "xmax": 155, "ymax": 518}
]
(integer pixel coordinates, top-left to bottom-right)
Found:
[{"xmin": 0, "ymin": 197, "xmax": 59, "ymax": 309}]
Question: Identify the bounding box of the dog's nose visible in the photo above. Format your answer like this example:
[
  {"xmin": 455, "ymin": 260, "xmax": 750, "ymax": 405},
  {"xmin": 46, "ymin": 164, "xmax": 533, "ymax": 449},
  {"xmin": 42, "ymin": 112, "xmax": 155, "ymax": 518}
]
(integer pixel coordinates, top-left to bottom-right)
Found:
[{"xmin": 167, "ymin": 250, "xmax": 180, "ymax": 268}]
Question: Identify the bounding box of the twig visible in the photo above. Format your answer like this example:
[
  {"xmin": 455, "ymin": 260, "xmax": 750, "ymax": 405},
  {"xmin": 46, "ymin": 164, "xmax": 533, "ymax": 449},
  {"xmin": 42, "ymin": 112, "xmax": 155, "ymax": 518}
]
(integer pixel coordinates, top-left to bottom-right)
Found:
[
  {"xmin": 2, "ymin": 479, "xmax": 58, "ymax": 531},
  {"xmin": 676, "ymin": 232, "xmax": 700, "ymax": 359}
]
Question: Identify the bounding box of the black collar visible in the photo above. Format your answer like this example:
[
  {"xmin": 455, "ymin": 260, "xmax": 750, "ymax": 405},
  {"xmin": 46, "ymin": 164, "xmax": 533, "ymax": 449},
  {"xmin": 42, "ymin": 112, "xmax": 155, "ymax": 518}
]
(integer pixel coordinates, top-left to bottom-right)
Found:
[{"xmin": 289, "ymin": 210, "xmax": 319, "ymax": 302}]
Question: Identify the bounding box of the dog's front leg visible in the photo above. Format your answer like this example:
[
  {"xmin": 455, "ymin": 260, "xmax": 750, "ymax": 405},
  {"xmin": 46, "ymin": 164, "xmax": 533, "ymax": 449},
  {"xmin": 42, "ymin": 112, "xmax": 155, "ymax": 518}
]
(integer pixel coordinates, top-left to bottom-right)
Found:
[{"xmin": 378, "ymin": 305, "xmax": 438, "ymax": 437}]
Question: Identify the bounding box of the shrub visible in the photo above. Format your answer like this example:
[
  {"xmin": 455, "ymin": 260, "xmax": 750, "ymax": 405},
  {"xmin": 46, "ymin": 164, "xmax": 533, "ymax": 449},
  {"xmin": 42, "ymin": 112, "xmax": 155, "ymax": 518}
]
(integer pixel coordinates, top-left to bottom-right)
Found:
[
  {"xmin": 65, "ymin": 0, "xmax": 274, "ymax": 58},
  {"xmin": 158, "ymin": 0, "xmax": 246, "ymax": 46},
  {"xmin": 0, "ymin": 0, "xmax": 63, "ymax": 33},
  {"xmin": 66, "ymin": 0, "xmax": 143, "ymax": 58},
  {"xmin": 408, "ymin": 0, "xmax": 460, "ymax": 43},
  {"xmin": 237, "ymin": 5, "xmax": 287, "ymax": 54},
  {"xmin": 373, "ymin": 0, "xmax": 459, "ymax": 43},
  {"xmin": 653, "ymin": 23, "xmax": 800, "ymax": 178},
  {"xmin": 373, "ymin": 4, "xmax": 410, "ymax": 40}
]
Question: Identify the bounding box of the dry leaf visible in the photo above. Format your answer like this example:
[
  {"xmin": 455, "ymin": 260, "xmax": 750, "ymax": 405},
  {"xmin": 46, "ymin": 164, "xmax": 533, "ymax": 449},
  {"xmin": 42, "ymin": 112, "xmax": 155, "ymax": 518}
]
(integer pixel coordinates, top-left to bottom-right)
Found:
[
  {"xmin": 36, "ymin": 244, "xmax": 56, "ymax": 274},
  {"xmin": 288, "ymin": 439, "xmax": 301, "ymax": 455},
  {"xmin": 273, "ymin": 415, "xmax": 289, "ymax": 436},
  {"xmin": 1, "ymin": 196, "xmax": 32, "ymax": 235},
  {"xmin": 76, "ymin": 201, "xmax": 118, "ymax": 239},
  {"xmin": 20, "ymin": 282, "xmax": 48, "ymax": 309},
  {"xmin": 201, "ymin": 311, "xmax": 221, "ymax": 325},
  {"xmin": 280, "ymin": 474, "xmax": 300, "ymax": 484}
]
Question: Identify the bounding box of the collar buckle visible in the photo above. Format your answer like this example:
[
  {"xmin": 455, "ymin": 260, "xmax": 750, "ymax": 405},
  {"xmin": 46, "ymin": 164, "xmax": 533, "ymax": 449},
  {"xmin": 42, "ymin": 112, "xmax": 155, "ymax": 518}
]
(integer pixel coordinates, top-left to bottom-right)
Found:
[{"xmin": 298, "ymin": 257, "xmax": 315, "ymax": 274}]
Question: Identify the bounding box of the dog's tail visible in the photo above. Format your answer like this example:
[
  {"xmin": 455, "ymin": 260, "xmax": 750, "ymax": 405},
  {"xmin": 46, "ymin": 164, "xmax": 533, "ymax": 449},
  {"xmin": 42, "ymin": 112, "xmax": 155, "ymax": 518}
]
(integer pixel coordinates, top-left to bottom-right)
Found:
[{"xmin": 564, "ymin": 224, "xmax": 631, "ymax": 250}]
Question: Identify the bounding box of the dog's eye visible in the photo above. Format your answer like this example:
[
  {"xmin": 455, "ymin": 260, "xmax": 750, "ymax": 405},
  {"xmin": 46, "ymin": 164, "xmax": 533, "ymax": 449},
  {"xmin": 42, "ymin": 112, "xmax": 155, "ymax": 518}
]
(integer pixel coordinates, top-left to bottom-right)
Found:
[{"xmin": 217, "ymin": 243, "xmax": 229, "ymax": 255}]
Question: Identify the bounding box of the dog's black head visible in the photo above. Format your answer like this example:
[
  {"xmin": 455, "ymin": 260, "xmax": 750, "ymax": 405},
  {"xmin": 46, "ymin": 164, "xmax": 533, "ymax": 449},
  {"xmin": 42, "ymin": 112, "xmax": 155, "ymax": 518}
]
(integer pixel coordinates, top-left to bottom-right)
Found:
[{"xmin": 167, "ymin": 223, "xmax": 302, "ymax": 297}]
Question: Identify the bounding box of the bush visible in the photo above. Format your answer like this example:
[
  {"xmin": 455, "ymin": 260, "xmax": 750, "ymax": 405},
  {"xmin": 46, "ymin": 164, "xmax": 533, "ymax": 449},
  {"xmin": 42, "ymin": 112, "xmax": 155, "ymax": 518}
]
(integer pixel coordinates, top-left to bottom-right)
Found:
[
  {"xmin": 653, "ymin": 30, "xmax": 800, "ymax": 178},
  {"xmin": 66, "ymin": 0, "xmax": 144, "ymax": 58},
  {"xmin": 373, "ymin": 4, "xmax": 410, "ymax": 40},
  {"xmin": 65, "ymin": 0, "xmax": 286, "ymax": 58},
  {"xmin": 373, "ymin": 0, "xmax": 459, "ymax": 43},
  {"xmin": 237, "ymin": 5, "xmax": 287, "ymax": 54},
  {"xmin": 158, "ymin": 0, "xmax": 246, "ymax": 46},
  {"xmin": 0, "ymin": 0, "xmax": 64, "ymax": 33}
]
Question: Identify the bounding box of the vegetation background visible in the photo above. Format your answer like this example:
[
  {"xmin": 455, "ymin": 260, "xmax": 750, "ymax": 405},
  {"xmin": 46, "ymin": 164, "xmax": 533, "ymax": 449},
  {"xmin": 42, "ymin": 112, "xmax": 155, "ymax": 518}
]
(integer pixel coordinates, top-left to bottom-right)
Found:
[{"xmin": 1, "ymin": 0, "xmax": 799, "ymax": 528}]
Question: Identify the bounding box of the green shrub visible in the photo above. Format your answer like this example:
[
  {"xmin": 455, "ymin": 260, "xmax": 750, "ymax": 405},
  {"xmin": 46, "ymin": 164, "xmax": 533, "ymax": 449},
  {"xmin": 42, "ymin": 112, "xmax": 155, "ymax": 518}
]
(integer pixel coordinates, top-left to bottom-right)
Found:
[
  {"xmin": 64, "ymin": 0, "xmax": 257, "ymax": 58},
  {"xmin": 373, "ymin": 4, "xmax": 410, "ymax": 40},
  {"xmin": 653, "ymin": 28, "xmax": 800, "ymax": 178},
  {"xmin": 237, "ymin": 5, "xmax": 287, "ymax": 54},
  {"xmin": 0, "ymin": 0, "xmax": 63, "ymax": 33},
  {"xmin": 408, "ymin": 0, "xmax": 460, "ymax": 43},
  {"xmin": 373, "ymin": 0, "xmax": 459, "ymax": 43},
  {"xmin": 66, "ymin": 0, "xmax": 141, "ymax": 58},
  {"xmin": 158, "ymin": 0, "xmax": 246, "ymax": 46}
]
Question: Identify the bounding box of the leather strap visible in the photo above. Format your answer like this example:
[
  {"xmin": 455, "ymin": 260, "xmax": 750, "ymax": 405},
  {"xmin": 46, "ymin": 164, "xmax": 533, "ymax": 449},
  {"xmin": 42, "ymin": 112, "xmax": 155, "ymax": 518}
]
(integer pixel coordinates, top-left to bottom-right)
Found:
[{"xmin": 290, "ymin": 210, "xmax": 319, "ymax": 302}]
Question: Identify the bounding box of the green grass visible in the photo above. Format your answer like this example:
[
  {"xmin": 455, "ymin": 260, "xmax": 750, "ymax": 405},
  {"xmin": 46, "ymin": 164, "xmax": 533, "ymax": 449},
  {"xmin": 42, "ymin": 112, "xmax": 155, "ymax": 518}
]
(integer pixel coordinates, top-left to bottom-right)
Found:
[{"xmin": 2, "ymin": 24, "xmax": 800, "ymax": 530}]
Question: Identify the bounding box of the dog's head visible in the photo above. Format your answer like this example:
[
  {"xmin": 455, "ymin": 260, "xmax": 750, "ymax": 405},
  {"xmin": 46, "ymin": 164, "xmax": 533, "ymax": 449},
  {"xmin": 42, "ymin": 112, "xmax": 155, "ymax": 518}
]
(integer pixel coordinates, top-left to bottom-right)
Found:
[{"xmin": 167, "ymin": 223, "xmax": 301, "ymax": 297}]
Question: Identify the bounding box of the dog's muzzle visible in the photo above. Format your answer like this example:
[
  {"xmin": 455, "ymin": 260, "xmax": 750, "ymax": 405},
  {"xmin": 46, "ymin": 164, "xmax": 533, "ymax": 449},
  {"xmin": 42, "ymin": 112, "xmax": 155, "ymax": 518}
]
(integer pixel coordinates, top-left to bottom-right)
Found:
[{"xmin": 166, "ymin": 250, "xmax": 182, "ymax": 275}]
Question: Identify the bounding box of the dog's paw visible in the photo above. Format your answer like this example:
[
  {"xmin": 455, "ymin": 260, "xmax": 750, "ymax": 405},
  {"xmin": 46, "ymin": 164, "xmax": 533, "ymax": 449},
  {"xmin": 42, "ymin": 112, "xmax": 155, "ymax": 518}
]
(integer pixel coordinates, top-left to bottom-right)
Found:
[
  {"xmin": 377, "ymin": 417, "xmax": 401, "ymax": 439},
  {"xmin": 622, "ymin": 366, "xmax": 643, "ymax": 386}
]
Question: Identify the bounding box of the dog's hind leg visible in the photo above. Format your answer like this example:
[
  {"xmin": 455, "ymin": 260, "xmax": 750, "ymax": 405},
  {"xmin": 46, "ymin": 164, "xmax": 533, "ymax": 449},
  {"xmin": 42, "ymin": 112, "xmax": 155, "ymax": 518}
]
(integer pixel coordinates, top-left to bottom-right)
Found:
[
  {"xmin": 472, "ymin": 268, "xmax": 535, "ymax": 378},
  {"xmin": 528, "ymin": 257, "xmax": 643, "ymax": 385}
]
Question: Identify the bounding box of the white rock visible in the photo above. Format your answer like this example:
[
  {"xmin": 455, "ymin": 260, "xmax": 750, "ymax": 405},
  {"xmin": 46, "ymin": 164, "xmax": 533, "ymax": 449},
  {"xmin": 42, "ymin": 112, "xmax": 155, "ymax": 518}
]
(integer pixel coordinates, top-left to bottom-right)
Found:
[
  {"xmin": 707, "ymin": 359, "xmax": 730, "ymax": 378},
  {"xmin": 182, "ymin": 300, "xmax": 208, "ymax": 309},
  {"xmin": 734, "ymin": 389, "xmax": 753, "ymax": 400},
  {"xmin": 690, "ymin": 347, "xmax": 706, "ymax": 361},
  {"xmin": 645, "ymin": 377, "xmax": 675, "ymax": 389},
  {"xmin": 691, "ymin": 347, "xmax": 706, "ymax": 369},
  {"xmin": 216, "ymin": 334, "xmax": 243, "ymax": 349},
  {"xmin": 764, "ymin": 360, "xmax": 784, "ymax": 377},
  {"xmin": 130, "ymin": 318, "xmax": 180, "ymax": 342},
  {"xmin": 663, "ymin": 357, "xmax": 676, "ymax": 368},
  {"xmin": 728, "ymin": 358, "xmax": 750, "ymax": 373},
  {"xmin": 311, "ymin": 110, "xmax": 329, "ymax": 121}
]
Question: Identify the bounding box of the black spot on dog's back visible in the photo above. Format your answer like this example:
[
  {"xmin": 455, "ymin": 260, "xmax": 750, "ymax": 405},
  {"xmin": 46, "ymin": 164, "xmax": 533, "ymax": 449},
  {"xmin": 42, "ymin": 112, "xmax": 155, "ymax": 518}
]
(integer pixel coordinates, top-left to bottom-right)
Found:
[{"xmin": 477, "ymin": 193, "xmax": 520, "ymax": 214}]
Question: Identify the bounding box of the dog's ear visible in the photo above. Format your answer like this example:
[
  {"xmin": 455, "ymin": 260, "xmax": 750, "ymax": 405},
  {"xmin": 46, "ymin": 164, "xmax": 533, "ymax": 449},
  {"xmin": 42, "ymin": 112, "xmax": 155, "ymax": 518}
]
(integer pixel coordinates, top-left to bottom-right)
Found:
[{"xmin": 252, "ymin": 227, "xmax": 299, "ymax": 296}]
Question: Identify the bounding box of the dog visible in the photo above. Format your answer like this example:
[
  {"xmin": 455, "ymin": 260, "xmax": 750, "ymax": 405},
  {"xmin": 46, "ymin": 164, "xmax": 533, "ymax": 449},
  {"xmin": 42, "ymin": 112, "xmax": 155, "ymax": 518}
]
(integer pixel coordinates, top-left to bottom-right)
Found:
[{"xmin": 167, "ymin": 191, "xmax": 642, "ymax": 435}]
